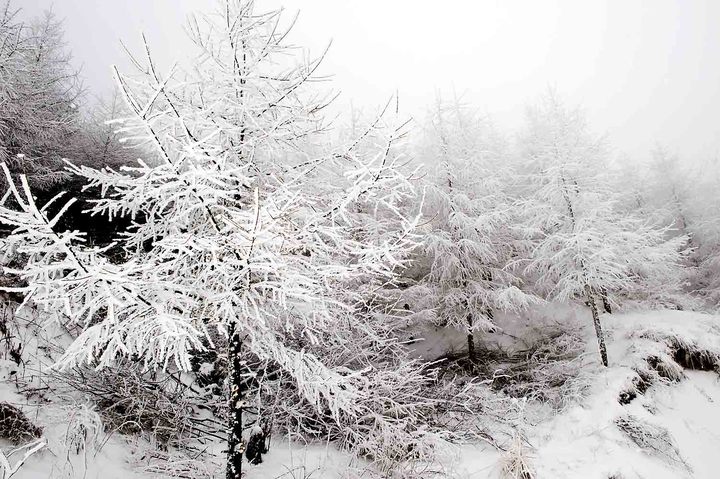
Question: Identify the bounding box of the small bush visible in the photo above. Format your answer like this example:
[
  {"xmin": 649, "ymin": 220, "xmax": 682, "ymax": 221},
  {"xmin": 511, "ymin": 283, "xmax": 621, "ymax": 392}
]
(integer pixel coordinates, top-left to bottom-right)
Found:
[
  {"xmin": 0, "ymin": 402, "xmax": 42, "ymax": 443},
  {"xmin": 54, "ymin": 364, "xmax": 218, "ymax": 449},
  {"xmin": 618, "ymin": 372, "xmax": 651, "ymax": 405},
  {"xmin": 615, "ymin": 414, "xmax": 688, "ymax": 469},
  {"xmin": 500, "ymin": 431, "xmax": 535, "ymax": 479},
  {"xmin": 632, "ymin": 328, "xmax": 720, "ymax": 381},
  {"xmin": 487, "ymin": 331, "xmax": 590, "ymax": 409},
  {"xmin": 645, "ymin": 354, "xmax": 684, "ymax": 382}
]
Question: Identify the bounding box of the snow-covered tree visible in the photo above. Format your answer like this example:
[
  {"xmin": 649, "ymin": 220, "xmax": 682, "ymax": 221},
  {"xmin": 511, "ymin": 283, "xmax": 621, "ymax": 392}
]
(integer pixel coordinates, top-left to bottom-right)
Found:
[
  {"xmin": 0, "ymin": 3, "xmax": 83, "ymax": 191},
  {"xmin": 0, "ymin": 1, "xmax": 433, "ymax": 476},
  {"xmin": 407, "ymin": 96, "xmax": 535, "ymax": 364},
  {"xmin": 643, "ymin": 146, "xmax": 695, "ymax": 234},
  {"xmin": 518, "ymin": 93, "xmax": 686, "ymax": 366},
  {"xmin": 674, "ymin": 154, "xmax": 720, "ymax": 305},
  {"xmin": 73, "ymin": 92, "xmax": 136, "ymax": 170}
]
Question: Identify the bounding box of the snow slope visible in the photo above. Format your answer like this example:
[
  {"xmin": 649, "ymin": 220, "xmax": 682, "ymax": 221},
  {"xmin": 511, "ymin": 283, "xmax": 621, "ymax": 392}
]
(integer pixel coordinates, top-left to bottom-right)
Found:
[
  {"xmin": 2, "ymin": 309, "xmax": 720, "ymax": 478},
  {"xmin": 247, "ymin": 309, "xmax": 720, "ymax": 479},
  {"xmin": 495, "ymin": 310, "xmax": 720, "ymax": 479}
]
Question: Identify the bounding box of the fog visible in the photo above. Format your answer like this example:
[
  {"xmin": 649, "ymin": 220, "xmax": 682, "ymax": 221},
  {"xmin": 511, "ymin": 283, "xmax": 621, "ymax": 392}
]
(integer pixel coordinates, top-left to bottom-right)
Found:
[
  {"xmin": 6, "ymin": 2, "xmax": 720, "ymax": 477},
  {"xmin": 23, "ymin": 0, "xmax": 720, "ymax": 163}
]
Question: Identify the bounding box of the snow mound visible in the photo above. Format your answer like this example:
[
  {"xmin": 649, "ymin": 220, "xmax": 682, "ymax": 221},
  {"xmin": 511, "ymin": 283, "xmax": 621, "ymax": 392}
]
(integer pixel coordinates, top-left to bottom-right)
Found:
[{"xmin": 527, "ymin": 310, "xmax": 720, "ymax": 479}]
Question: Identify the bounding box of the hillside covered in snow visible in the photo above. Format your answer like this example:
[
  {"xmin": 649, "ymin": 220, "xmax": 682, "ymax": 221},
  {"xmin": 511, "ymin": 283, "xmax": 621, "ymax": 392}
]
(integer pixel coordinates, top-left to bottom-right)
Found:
[
  {"xmin": 2, "ymin": 1, "xmax": 720, "ymax": 478},
  {"xmin": 2, "ymin": 307, "xmax": 720, "ymax": 478}
]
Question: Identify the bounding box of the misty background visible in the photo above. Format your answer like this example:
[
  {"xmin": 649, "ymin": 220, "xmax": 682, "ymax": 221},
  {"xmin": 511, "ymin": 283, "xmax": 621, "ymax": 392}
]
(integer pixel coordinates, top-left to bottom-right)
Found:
[
  {"xmin": 22, "ymin": 0, "xmax": 720, "ymax": 163},
  {"xmin": 5, "ymin": 1, "xmax": 720, "ymax": 477}
]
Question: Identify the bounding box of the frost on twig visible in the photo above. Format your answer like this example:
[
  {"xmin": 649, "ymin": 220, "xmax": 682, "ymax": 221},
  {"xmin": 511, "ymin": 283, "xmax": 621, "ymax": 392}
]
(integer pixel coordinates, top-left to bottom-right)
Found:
[{"xmin": 0, "ymin": 439, "xmax": 46, "ymax": 479}]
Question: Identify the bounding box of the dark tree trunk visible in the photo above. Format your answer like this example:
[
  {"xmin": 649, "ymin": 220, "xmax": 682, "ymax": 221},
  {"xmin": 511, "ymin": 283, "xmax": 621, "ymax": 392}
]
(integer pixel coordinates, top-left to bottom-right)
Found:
[
  {"xmin": 245, "ymin": 420, "xmax": 270, "ymax": 465},
  {"xmin": 226, "ymin": 323, "xmax": 244, "ymax": 479},
  {"xmin": 600, "ymin": 288, "xmax": 612, "ymax": 314},
  {"xmin": 467, "ymin": 314, "xmax": 476, "ymax": 363},
  {"xmin": 585, "ymin": 285, "xmax": 609, "ymax": 367}
]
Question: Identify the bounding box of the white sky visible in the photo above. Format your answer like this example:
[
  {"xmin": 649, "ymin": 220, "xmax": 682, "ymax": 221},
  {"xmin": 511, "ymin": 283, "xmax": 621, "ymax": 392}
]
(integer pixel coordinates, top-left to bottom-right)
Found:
[{"xmin": 22, "ymin": 0, "xmax": 720, "ymax": 163}]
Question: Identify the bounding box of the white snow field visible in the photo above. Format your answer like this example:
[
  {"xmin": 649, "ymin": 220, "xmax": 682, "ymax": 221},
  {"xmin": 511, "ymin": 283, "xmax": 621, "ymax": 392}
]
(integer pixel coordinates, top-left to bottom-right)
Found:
[{"xmin": 2, "ymin": 308, "xmax": 719, "ymax": 478}]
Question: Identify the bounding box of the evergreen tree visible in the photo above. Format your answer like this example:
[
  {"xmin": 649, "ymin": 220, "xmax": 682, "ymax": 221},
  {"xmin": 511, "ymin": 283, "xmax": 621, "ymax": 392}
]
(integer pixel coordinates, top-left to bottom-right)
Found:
[
  {"xmin": 518, "ymin": 93, "xmax": 686, "ymax": 366},
  {"xmin": 0, "ymin": 3, "xmax": 83, "ymax": 191},
  {"xmin": 409, "ymin": 97, "xmax": 535, "ymax": 364},
  {"xmin": 0, "ymin": 1, "xmax": 432, "ymax": 476}
]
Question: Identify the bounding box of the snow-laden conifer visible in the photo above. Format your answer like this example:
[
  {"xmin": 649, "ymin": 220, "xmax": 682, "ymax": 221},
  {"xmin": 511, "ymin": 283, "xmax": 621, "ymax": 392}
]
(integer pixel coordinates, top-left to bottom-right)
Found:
[
  {"xmin": 0, "ymin": 1, "xmax": 436, "ymax": 475},
  {"xmin": 407, "ymin": 97, "xmax": 536, "ymax": 363},
  {"xmin": 518, "ymin": 92, "xmax": 686, "ymax": 366}
]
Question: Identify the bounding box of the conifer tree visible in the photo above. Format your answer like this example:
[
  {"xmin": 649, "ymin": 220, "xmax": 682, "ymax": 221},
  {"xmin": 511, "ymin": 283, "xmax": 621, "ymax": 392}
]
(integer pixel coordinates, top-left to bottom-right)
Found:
[
  {"xmin": 409, "ymin": 97, "xmax": 534, "ymax": 364},
  {"xmin": 519, "ymin": 93, "xmax": 685, "ymax": 366},
  {"xmin": 0, "ymin": 1, "xmax": 427, "ymax": 476},
  {"xmin": 0, "ymin": 3, "xmax": 83, "ymax": 191}
]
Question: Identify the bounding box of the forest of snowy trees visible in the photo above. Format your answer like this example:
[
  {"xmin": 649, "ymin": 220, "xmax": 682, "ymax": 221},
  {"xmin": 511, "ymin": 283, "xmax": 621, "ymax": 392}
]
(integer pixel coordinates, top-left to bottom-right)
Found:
[{"xmin": 1, "ymin": 1, "xmax": 720, "ymax": 478}]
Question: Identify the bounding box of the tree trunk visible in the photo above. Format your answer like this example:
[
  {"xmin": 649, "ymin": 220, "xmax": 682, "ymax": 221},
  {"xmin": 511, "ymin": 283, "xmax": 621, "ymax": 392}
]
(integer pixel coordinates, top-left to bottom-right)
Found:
[
  {"xmin": 467, "ymin": 314, "xmax": 476, "ymax": 363},
  {"xmin": 585, "ymin": 285, "xmax": 609, "ymax": 367},
  {"xmin": 226, "ymin": 323, "xmax": 244, "ymax": 479},
  {"xmin": 600, "ymin": 288, "xmax": 612, "ymax": 314}
]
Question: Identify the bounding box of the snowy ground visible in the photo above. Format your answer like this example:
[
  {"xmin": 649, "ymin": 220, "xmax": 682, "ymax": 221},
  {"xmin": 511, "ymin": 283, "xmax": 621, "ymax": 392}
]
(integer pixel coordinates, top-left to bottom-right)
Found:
[
  {"xmin": 447, "ymin": 309, "xmax": 720, "ymax": 479},
  {"xmin": 2, "ymin": 308, "xmax": 720, "ymax": 478},
  {"xmin": 0, "ymin": 366, "xmax": 149, "ymax": 479},
  {"xmin": 528, "ymin": 311, "xmax": 720, "ymax": 479}
]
